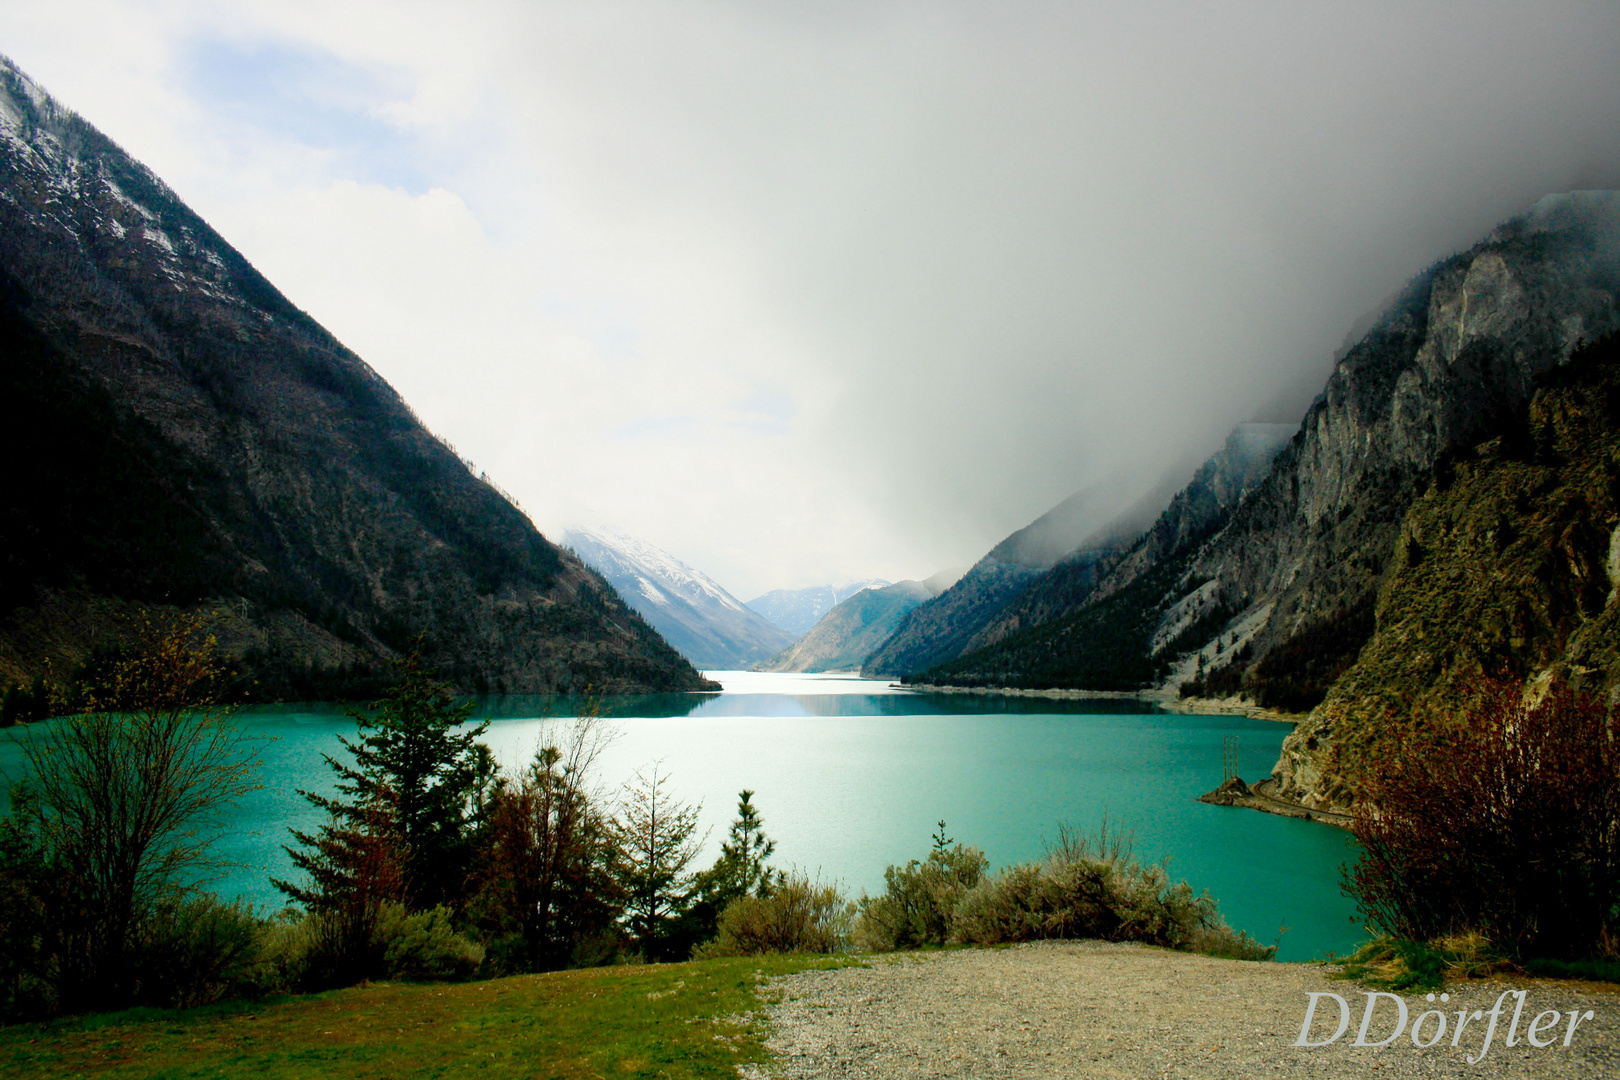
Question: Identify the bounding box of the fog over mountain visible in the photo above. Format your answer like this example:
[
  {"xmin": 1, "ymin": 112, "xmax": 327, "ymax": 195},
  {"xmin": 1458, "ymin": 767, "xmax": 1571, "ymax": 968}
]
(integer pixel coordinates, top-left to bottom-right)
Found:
[{"xmin": 4, "ymin": 3, "xmax": 1617, "ymax": 596}]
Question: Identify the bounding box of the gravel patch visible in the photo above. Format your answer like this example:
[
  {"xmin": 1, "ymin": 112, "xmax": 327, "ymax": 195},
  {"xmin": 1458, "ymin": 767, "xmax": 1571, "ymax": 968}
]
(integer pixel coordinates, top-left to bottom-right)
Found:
[{"xmin": 745, "ymin": 941, "xmax": 1620, "ymax": 1079}]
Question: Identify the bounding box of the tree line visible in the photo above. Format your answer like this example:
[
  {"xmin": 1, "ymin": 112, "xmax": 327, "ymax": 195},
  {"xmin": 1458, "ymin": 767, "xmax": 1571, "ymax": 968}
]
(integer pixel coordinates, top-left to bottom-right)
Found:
[
  {"xmin": 6, "ymin": 616, "xmax": 1620, "ymax": 1018},
  {"xmin": 0, "ymin": 617, "xmax": 785, "ymax": 1018}
]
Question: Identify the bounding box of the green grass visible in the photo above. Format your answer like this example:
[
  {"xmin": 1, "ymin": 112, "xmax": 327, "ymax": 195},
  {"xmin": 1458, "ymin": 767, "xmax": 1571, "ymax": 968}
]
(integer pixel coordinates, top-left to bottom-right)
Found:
[
  {"xmin": 1334, "ymin": 935, "xmax": 1620, "ymax": 992},
  {"xmin": 0, "ymin": 954, "xmax": 862, "ymax": 1080},
  {"xmin": 1335, "ymin": 937, "xmax": 1452, "ymax": 992}
]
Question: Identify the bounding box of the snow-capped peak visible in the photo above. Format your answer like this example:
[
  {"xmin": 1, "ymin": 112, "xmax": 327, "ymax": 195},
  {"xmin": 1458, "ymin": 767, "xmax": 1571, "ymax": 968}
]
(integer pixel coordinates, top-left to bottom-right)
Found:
[{"xmin": 562, "ymin": 525, "xmax": 794, "ymax": 669}]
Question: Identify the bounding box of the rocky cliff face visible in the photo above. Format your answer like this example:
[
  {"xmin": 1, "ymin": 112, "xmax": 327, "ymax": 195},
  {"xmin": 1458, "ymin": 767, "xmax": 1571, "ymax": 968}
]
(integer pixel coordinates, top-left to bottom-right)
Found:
[
  {"xmin": 1176, "ymin": 194, "xmax": 1620, "ymax": 711},
  {"xmin": 918, "ymin": 191, "xmax": 1620, "ymax": 809},
  {"xmin": 1277, "ymin": 333, "xmax": 1620, "ymax": 809},
  {"xmin": 0, "ymin": 57, "xmax": 712, "ymax": 697}
]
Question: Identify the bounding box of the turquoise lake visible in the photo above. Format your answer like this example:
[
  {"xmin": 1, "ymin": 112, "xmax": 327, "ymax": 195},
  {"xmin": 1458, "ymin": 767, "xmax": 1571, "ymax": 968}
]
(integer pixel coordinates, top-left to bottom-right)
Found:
[{"xmin": 0, "ymin": 671, "xmax": 1363, "ymax": 962}]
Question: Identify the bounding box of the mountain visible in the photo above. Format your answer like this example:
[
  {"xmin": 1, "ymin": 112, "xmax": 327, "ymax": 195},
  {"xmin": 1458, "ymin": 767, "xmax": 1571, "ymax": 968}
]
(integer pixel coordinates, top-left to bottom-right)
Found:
[
  {"xmin": 918, "ymin": 191, "xmax": 1620, "ymax": 810},
  {"xmin": 1277, "ymin": 333, "xmax": 1620, "ymax": 810},
  {"xmin": 756, "ymin": 570, "xmax": 955, "ymax": 672},
  {"xmin": 861, "ymin": 468, "xmax": 1192, "ymax": 679},
  {"xmin": 745, "ymin": 580, "xmax": 891, "ymax": 636},
  {"xmin": 962, "ymin": 424, "xmax": 1297, "ymax": 658},
  {"xmin": 563, "ymin": 527, "xmax": 794, "ymax": 669},
  {"xmin": 0, "ymin": 57, "xmax": 713, "ymax": 698}
]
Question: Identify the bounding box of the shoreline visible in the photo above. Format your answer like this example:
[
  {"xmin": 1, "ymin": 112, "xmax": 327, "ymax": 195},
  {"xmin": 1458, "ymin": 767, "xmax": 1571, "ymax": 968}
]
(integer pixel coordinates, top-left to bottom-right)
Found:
[
  {"xmin": 900, "ymin": 681, "xmax": 1352, "ymax": 828},
  {"xmin": 899, "ymin": 681, "xmax": 1305, "ymax": 724},
  {"xmin": 1199, "ymin": 776, "xmax": 1354, "ymax": 830}
]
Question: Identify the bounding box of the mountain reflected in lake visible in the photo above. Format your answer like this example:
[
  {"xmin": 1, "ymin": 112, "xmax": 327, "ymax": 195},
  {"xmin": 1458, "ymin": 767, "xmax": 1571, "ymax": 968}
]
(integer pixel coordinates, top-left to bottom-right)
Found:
[{"xmin": 472, "ymin": 670, "xmax": 1168, "ymax": 721}]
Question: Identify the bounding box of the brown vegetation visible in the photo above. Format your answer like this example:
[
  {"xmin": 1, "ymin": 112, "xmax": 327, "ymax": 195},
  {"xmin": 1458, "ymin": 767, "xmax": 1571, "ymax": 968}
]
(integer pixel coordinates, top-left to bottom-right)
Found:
[{"xmin": 1344, "ymin": 677, "xmax": 1620, "ymax": 959}]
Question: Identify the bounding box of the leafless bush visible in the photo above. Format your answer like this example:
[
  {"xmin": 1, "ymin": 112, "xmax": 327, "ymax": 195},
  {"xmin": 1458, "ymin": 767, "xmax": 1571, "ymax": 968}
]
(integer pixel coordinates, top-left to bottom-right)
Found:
[{"xmin": 1344, "ymin": 677, "xmax": 1620, "ymax": 958}]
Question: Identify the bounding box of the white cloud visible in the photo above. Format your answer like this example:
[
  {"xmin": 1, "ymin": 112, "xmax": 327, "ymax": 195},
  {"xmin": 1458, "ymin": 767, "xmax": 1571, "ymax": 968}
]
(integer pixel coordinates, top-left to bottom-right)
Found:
[{"xmin": 2, "ymin": 1, "xmax": 1618, "ymax": 597}]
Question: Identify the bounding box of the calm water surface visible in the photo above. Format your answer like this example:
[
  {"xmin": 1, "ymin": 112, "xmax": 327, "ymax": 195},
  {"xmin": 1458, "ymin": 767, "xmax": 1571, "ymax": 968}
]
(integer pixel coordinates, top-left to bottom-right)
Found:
[{"xmin": 0, "ymin": 671, "xmax": 1362, "ymax": 961}]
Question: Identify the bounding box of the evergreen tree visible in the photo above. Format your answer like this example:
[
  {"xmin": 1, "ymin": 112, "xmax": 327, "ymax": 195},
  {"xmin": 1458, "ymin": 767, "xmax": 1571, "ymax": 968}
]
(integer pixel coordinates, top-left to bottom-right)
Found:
[
  {"xmin": 277, "ymin": 652, "xmax": 491, "ymax": 927},
  {"xmin": 672, "ymin": 790, "xmax": 780, "ymax": 956},
  {"xmin": 705, "ymin": 790, "xmax": 778, "ymax": 902},
  {"xmin": 615, "ymin": 764, "xmax": 703, "ymax": 960}
]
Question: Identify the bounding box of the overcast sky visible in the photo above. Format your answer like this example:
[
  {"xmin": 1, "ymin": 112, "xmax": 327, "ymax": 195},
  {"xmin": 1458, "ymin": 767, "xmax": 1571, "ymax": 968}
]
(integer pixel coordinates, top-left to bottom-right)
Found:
[{"xmin": 4, "ymin": 1, "xmax": 1619, "ymax": 598}]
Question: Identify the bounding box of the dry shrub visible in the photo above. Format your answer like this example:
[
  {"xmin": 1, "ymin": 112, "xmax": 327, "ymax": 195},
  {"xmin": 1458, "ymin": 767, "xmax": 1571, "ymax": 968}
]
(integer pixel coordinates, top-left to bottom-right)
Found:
[
  {"xmin": 951, "ymin": 822, "xmax": 1274, "ymax": 959},
  {"xmin": 853, "ymin": 835, "xmax": 987, "ymax": 951},
  {"xmin": 694, "ymin": 873, "xmax": 850, "ymax": 957},
  {"xmin": 263, "ymin": 902, "xmax": 483, "ymax": 986},
  {"xmin": 0, "ymin": 613, "xmax": 261, "ymax": 1017},
  {"xmin": 1345, "ymin": 678, "xmax": 1620, "ymax": 958}
]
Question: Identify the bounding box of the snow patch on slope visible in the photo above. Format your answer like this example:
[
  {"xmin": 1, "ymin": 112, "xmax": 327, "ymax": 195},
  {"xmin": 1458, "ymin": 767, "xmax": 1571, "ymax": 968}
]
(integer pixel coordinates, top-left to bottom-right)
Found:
[{"xmin": 563, "ymin": 526, "xmax": 795, "ymax": 668}]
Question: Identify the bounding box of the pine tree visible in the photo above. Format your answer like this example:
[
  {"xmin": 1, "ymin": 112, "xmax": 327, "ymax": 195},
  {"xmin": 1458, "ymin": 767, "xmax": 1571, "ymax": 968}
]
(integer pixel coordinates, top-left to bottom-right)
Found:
[
  {"xmin": 277, "ymin": 651, "xmax": 491, "ymax": 932},
  {"xmin": 615, "ymin": 764, "xmax": 703, "ymax": 960},
  {"xmin": 711, "ymin": 790, "xmax": 778, "ymax": 900}
]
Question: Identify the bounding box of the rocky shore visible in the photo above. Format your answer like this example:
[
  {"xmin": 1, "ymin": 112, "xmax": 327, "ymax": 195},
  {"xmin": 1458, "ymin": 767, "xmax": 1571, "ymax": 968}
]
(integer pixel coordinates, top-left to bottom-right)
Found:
[{"xmin": 1198, "ymin": 776, "xmax": 1354, "ymax": 829}]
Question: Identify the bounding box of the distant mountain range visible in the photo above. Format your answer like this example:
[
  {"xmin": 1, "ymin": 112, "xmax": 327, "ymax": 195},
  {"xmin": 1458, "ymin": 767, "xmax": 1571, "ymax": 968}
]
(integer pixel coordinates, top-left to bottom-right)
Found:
[
  {"xmin": 563, "ymin": 527, "xmax": 795, "ymax": 669},
  {"xmin": 756, "ymin": 569, "xmax": 957, "ymax": 672},
  {"xmin": 745, "ymin": 581, "xmax": 892, "ymax": 635},
  {"xmin": 0, "ymin": 57, "xmax": 710, "ymax": 697}
]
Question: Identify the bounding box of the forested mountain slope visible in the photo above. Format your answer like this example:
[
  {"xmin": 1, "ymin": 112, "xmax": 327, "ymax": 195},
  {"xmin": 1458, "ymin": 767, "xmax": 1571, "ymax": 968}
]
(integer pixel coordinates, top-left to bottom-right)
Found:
[{"xmin": 0, "ymin": 57, "xmax": 712, "ymax": 697}]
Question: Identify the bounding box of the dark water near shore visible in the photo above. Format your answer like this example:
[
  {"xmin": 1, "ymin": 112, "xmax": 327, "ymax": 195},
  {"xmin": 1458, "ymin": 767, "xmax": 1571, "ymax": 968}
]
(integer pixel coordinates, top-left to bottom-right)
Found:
[{"xmin": 0, "ymin": 671, "xmax": 1361, "ymax": 961}]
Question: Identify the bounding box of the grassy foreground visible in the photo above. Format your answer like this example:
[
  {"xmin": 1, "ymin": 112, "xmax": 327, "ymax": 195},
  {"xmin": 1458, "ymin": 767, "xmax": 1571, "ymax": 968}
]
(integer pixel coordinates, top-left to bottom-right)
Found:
[{"xmin": 0, "ymin": 954, "xmax": 860, "ymax": 1080}]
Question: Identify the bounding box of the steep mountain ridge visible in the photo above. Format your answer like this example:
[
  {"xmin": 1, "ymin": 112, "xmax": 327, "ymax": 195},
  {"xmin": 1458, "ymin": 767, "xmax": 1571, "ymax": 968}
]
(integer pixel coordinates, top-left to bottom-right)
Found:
[
  {"xmin": 745, "ymin": 580, "xmax": 891, "ymax": 636},
  {"xmin": 756, "ymin": 576, "xmax": 944, "ymax": 673},
  {"xmin": 919, "ymin": 191, "xmax": 1620, "ymax": 809},
  {"xmin": 0, "ymin": 57, "xmax": 711, "ymax": 696},
  {"xmin": 964, "ymin": 423, "xmax": 1297, "ymax": 657},
  {"xmin": 563, "ymin": 526, "xmax": 794, "ymax": 669},
  {"xmin": 860, "ymin": 479, "xmax": 1179, "ymax": 678},
  {"xmin": 1277, "ymin": 334, "xmax": 1620, "ymax": 809}
]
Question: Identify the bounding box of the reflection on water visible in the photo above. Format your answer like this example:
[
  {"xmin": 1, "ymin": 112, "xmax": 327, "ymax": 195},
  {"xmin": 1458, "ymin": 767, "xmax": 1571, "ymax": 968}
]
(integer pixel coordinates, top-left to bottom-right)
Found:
[
  {"xmin": 0, "ymin": 671, "xmax": 1359, "ymax": 962},
  {"xmin": 466, "ymin": 670, "xmax": 1170, "ymax": 721}
]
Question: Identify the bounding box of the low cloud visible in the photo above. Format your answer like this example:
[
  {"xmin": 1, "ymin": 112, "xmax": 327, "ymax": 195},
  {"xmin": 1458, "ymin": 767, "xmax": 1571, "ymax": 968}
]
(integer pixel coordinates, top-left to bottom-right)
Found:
[{"xmin": 4, "ymin": 1, "xmax": 1618, "ymax": 596}]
